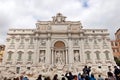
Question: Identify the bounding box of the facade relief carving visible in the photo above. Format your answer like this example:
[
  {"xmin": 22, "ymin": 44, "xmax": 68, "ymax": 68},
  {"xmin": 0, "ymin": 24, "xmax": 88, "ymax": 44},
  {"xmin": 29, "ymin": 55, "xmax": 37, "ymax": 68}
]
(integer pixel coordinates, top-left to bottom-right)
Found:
[
  {"xmin": 16, "ymin": 37, "xmax": 20, "ymax": 42},
  {"xmin": 18, "ymin": 45, "xmax": 24, "ymax": 49},
  {"xmin": 103, "ymin": 39, "xmax": 109, "ymax": 49},
  {"xmin": 84, "ymin": 39, "xmax": 90, "ymax": 49},
  {"xmin": 28, "ymin": 45, "xmax": 34, "ymax": 49},
  {"xmin": 94, "ymin": 45, "xmax": 99, "ymax": 49},
  {"xmin": 73, "ymin": 39, "xmax": 79, "ymax": 46},
  {"xmin": 94, "ymin": 39, "xmax": 100, "ymax": 49},
  {"xmin": 40, "ymin": 39, "xmax": 46, "ymax": 46}
]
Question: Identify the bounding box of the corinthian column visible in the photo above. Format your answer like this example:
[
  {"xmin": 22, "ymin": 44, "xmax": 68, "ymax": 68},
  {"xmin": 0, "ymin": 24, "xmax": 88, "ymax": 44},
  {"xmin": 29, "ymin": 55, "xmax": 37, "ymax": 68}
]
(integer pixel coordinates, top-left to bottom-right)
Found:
[
  {"xmin": 35, "ymin": 37, "xmax": 39, "ymax": 65},
  {"xmin": 68, "ymin": 38, "xmax": 73, "ymax": 64},
  {"xmin": 65, "ymin": 50, "xmax": 68, "ymax": 64},
  {"xmin": 46, "ymin": 38, "xmax": 51, "ymax": 64}
]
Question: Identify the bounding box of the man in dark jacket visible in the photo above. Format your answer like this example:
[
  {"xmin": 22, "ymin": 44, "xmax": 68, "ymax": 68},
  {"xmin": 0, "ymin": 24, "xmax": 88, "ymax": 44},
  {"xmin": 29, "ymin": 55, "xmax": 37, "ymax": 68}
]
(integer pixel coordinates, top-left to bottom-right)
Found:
[{"xmin": 114, "ymin": 66, "xmax": 120, "ymax": 80}]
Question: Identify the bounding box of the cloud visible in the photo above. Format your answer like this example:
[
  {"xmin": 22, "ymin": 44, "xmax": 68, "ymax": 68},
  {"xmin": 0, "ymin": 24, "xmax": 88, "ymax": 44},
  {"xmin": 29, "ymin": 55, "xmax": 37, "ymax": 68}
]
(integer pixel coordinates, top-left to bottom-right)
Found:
[{"xmin": 0, "ymin": 0, "xmax": 120, "ymax": 44}]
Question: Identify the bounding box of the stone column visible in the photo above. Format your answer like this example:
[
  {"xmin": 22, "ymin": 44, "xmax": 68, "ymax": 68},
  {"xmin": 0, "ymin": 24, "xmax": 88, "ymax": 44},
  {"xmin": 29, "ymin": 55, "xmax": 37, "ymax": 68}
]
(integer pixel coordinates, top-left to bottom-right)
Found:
[
  {"xmin": 52, "ymin": 49, "xmax": 54, "ymax": 65},
  {"xmin": 51, "ymin": 49, "xmax": 53, "ymax": 65},
  {"xmin": 46, "ymin": 38, "xmax": 51, "ymax": 64},
  {"xmin": 35, "ymin": 37, "xmax": 39, "ymax": 65},
  {"xmin": 80, "ymin": 38, "xmax": 85, "ymax": 64},
  {"xmin": 65, "ymin": 50, "xmax": 68, "ymax": 64}
]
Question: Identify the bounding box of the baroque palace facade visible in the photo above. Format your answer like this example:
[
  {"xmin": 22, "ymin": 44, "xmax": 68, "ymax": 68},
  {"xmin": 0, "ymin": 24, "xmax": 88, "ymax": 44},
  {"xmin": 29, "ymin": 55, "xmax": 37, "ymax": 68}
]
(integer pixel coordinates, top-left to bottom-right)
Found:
[{"xmin": 1, "ymin": 13, "xmax": 116, "ymax": 74}]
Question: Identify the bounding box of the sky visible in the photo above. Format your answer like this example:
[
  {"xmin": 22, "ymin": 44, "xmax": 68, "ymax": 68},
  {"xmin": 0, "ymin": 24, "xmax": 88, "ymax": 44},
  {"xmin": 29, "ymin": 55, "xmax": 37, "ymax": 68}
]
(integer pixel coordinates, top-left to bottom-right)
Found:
[{"xmin": 0, "ymin": 0, "xmax": 120, "ymax": 44}]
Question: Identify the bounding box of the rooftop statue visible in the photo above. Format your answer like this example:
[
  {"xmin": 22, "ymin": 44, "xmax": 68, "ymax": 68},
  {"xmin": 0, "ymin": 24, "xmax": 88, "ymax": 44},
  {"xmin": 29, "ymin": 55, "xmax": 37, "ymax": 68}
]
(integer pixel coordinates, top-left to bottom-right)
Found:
[{"xmin": 52, "ymin": 13, "xmax": 66, "ymax": 23}]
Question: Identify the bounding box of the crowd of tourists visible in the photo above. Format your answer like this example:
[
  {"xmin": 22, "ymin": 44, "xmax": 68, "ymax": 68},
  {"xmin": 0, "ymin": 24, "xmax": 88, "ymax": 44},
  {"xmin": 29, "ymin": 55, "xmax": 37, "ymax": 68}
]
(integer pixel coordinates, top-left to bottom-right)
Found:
[{"xmin": 1, "ymin": 66, "xmax": 120, "ymax": 80}]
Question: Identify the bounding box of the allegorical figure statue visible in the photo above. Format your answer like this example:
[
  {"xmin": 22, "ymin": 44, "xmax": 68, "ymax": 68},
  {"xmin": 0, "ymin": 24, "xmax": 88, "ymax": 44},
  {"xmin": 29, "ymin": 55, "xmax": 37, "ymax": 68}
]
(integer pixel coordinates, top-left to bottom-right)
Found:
[
  {"xmin": 74, "ymin": 51, "xmax": 80, "ymax": 62},
  {"xmin": 56, "ymin": 51, "xmax": 63, "ymax": 64},
  {"xmin": 52, "ymin": 13, "xmax": 66, "ymax": 23},
  {"xmin": 39, "ymin": 51, "xmax": 45, "ymax": 63}
]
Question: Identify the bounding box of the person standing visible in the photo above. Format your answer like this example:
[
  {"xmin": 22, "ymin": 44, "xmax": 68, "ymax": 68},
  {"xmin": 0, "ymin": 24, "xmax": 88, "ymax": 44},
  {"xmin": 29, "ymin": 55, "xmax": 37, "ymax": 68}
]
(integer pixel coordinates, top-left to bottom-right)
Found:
[
  {"xmin": 87, "ymin": 66, "xmax": 91, "ymax": 76},
  {"xmin": 78, "ymin": 73, "xmax": 81, "ymax": 80},
  {"xmin": 65, "ymin": 72, "xmax": 74, "ymax": 80},
  {"xmin": 89, "ymin": 74, "xmax": 96, "ymax": 80},
  {"xmin": 53, "ymin": 74, "xmax": 58, "ymax": 80},
  {"xmin": 36, "ymin": 74, "xmax": 42, "ymax": 80},
  {"xmin": 82, "ymin": 66, "xmax": 88, "ymax": 77},
  {"xmin": 22, "ymin": 76, "xmax": 29, "ymax": 80},
  {"xmin": 107, "ymin": 72, "xmax": 116, "ymax": 80},
  {"xmin": 114, "ymin": 66, "xmax": 120, "ymax": 80}
]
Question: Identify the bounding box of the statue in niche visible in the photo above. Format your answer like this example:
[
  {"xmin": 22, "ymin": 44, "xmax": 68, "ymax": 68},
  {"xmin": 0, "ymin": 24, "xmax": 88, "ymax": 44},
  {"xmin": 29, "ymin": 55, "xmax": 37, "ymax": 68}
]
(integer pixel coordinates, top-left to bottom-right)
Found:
[
  {"xmin": 39, "ymin": 51, "xmax": 45, "ymax": 63},
  {"xmin": 74, "ymin": 51, "xmax": 80, "ymax": 62},
  {"xmin": 56, "ymin": 51, "xmax": 63, "ymax": 64}
]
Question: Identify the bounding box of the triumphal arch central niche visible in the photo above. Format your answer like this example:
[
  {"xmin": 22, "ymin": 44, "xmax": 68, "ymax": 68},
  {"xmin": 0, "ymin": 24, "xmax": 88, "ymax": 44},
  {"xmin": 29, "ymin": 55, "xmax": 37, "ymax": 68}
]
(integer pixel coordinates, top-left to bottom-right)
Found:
[
  {"xmin": 52, "ymin": 41, "xmax": 69, "ymax": 70},
  {"xmin": 2, "ymin": 13, "xmax": 116, "ymax": 76}
]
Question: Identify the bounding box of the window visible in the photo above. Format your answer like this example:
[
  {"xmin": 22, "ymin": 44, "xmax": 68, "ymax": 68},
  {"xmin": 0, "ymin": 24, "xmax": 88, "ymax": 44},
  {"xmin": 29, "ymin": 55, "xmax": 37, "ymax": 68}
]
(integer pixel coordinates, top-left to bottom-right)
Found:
[
  {"xmin": 95, "ymin": 51, "xmax": 100, "ymax": 60},
  {"xmin": 98, "ymin": 66, "xmax": 101, "ymax": 68},
  {"xmin": 96, "ymin": 53, "xmax": 100, "ymax": 60},
  {"xmin": 105, "ymin": 53, "xmax": 110, "ymax": 60},
  {"xmin": 86, "ymin": 53, "xmax": 90, "ymax": 60},
  {"xmin": 117, "ymin": 49, "xmax": 119, "ymax": 52},
  {"xmin": 11, "ymin": 38, "xmax": 14, "ymax": 44},
  {"xmin": 7, "ymin": 51, "xmax": 13, "ymax": 61},
  {"xmin": 111, "ymin": 42, "xmax": 114, "ymax": 46},
  {"xmin": 27, "ymin": 67, "xmax": 30, "ymax": 70},
  {"xmin": 85, "ymin": 51, "xmax": 91, "ymax": 60},
  {"xmin": 20, "ymin": 37, "xmax": 24, "ymax": 44},
  {"xmin": 28, "ymin": 52, "xmax": 33, "ymax": 61},
  {"xmin": 113, "ymin": 49, "xmax": 115, "ymax": 53},
  {"xmin": 115, "ymin": 42, "xmax": 118, "ymax": 46},
  {"xmin": 17, "ymin": 51, "xmax": 23, "ymax": 61},
  {"xmin": 18, "ymin": 53, "xmax": 22, "ymax": 61},
  {"xmin": 16, "ymin": 67, "xmax": 20, "ymax": 74},
  {"xmin": 104, "ymin": 51, "xmax": 110, "ymax": 60},
  {"xmin": 30, "ymin": 37, "xmax": 33, "ymax": 44}
]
